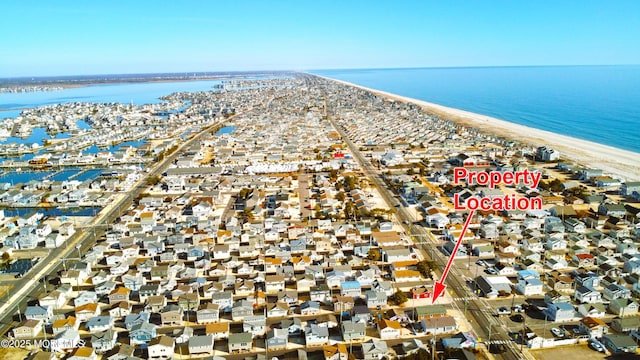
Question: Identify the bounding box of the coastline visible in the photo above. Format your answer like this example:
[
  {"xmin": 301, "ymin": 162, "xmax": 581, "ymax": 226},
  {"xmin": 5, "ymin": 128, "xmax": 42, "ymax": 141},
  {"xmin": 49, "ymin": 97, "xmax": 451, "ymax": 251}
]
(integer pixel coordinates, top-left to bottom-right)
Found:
[{"xmin": 318, "ymin": 75, "xmax": 640, "ymax": 182}]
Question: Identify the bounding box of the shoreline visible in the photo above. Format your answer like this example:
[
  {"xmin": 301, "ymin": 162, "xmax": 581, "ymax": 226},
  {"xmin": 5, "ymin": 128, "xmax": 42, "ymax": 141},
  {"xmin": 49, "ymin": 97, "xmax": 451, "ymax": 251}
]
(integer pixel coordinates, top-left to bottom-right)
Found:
[{"xmin": 318, "ymin": 74, "xmax": 640, "ymax": 182}]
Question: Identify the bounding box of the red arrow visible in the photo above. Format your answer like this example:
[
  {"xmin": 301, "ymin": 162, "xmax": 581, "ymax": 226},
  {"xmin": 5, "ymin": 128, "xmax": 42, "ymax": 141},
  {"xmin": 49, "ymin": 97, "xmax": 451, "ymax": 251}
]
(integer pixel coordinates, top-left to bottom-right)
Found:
[{"xmin": 431, "ymin": 209, "xmax": 475, "ymax": 304}]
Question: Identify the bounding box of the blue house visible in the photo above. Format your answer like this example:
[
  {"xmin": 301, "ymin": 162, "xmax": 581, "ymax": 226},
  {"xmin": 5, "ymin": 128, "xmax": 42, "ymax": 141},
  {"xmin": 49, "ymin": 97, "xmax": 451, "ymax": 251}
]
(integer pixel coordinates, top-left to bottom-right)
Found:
[
  {"xmin": 341, "ymin": 281, "xmax": 362, "ymax": 298},
  {"xmin": 129, "ymin": 322, "xmax": 156, "ymax": 345},
  {"xmin": 124, "ymin": 312, "xmax": 150, "ymax": 330},
  {"xmin": 544, "ymin": 302, "xmax": 576, "ymax": 322}
]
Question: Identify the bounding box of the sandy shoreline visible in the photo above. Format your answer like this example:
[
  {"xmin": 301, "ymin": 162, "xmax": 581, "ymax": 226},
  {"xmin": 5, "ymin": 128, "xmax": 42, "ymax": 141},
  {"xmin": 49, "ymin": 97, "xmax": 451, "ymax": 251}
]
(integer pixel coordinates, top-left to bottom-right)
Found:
[{"xmin": 320, "ymin": 75, "xmax": 640, "ymax": 182}]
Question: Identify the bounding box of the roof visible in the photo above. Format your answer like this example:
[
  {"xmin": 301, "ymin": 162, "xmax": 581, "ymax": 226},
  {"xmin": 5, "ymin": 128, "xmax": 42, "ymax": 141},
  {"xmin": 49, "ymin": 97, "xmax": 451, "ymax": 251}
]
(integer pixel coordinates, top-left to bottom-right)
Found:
[
  {"xmin": 229, "ymin": 332, "xmax": 252, "ymax": 344},
  {"xmin": 188, "ymin": 334, "xmax": 214, "ymax": 347},
  {"xmin": 149, "ymin": 335, "xmax": 174, "ymax": 348}
]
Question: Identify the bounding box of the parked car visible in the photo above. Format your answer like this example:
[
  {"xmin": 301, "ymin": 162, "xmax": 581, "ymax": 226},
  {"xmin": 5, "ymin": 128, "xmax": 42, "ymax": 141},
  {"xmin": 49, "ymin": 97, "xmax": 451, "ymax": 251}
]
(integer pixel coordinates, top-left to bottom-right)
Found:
[
  {"xmin": 551, "ymin": 327, "xmax": 563, "ymax": 337},
  {"xmin": 512, "ymin": 304, "xmax": 524, "ymax": 313},
  {"xmin": 511, "ymin": 314, "xmax": 525, "ymax": 323},
  {"xmin": 589, "ymin": 339, "xmax": 605, "ymax": 353},
  {"xmin": 497, "ymin": 306, "xmax": 511, "ymax": 315},
  {"xmin": 476, "ymin": 260, "xmax": 487, "ymax": 267},
  {"xmin": 485, "ymin": 267, "xmax": 498, "ymax": 275}
]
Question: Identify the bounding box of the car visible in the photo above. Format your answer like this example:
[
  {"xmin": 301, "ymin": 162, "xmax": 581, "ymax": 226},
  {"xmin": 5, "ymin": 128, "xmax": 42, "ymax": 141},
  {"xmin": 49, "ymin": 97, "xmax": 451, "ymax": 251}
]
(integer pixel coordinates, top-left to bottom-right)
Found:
[
  {"xmin": 512, "ymin": 304, "xmax": 524, "ymax": 313},
  {"xmin": 551, "ymin": 327, "xmax": 563, "ymax": 337},
  {"xmin": 485, "ymin": 267, "xmax": 499, "ymax": 275},
  {"xmin": 589, "ymin": 340, "xmax": 605, "ymax": 353},
  {"xmin": 497, "ymin": 306, "xmax": 511, "ymax": 315},
  {"xmin": 511, "ymin": 314, "xmax": 525, "ymax": 322},
  {"xmin": 476, "ymin": 260, "xmax": 487, "ymax": 267}
]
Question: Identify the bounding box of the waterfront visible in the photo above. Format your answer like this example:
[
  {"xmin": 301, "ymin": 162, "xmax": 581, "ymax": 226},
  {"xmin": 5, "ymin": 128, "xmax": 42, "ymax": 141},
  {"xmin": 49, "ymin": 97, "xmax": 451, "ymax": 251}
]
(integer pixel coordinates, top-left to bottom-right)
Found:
[{"xmin": 313, "ymin": 66, "xmax": 640, "ymax": 153}]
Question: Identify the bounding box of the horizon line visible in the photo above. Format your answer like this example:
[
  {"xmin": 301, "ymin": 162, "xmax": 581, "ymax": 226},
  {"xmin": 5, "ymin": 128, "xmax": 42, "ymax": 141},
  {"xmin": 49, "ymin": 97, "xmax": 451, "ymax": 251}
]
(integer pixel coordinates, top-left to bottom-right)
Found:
[{"xmin": 1, "ymin": 63, "xmax": 639, "ymax": 81}]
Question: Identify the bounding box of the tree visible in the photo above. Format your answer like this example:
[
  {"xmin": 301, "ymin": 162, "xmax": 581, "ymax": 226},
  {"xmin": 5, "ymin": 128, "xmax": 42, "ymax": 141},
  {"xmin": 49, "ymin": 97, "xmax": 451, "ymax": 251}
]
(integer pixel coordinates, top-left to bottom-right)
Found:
[
  {"xmin": 336, "ymin": 191, "xmax": 346, "ymax": 202},
  {"xmin": 146, "ymin": 175, "xmax": 161, "ymax": 186},
  {"xmin": 241, "ymin": 208, "xmax": 254, "ymax": 221},
  {"xmin": 417, "ymin": 260, "xmax": 437, "ymax": 279},
  {"xmin": 390, "ymin": 290, "xmax": 408, "ymax": 305},
  {"xmin": 367, "ymin": 248, "xmax": 382, "ymax": 262}
]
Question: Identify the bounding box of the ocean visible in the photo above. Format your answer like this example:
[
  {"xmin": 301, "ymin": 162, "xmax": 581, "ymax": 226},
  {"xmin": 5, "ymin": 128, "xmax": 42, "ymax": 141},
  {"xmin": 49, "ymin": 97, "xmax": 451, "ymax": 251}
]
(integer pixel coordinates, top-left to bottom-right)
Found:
[{"xmin": 312, "ymin": 66, "xmax": 640, "ymax": 154}]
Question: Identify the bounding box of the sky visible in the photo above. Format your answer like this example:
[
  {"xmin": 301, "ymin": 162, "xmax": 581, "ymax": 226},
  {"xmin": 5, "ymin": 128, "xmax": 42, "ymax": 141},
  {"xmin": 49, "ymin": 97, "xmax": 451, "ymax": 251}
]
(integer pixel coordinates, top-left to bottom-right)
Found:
[{"xmin": 1, "ymin": 0, "xmax": 639, "ymax": 77}]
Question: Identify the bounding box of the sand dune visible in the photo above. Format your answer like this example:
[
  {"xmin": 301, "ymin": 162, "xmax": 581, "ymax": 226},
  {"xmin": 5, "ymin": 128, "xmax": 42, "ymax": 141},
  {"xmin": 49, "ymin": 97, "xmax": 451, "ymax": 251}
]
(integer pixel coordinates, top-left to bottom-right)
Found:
[{"xmin": 327, "ymin": 77, "xmax": 640, "ymax": 182}]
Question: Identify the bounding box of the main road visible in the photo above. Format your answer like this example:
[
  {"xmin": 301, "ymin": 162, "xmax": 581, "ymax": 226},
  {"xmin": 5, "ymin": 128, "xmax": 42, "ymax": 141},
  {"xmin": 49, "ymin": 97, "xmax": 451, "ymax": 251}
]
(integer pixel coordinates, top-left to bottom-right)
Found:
[{"xmin": 0, "ymin": 118, "xmax": 228, "ymax": 338}]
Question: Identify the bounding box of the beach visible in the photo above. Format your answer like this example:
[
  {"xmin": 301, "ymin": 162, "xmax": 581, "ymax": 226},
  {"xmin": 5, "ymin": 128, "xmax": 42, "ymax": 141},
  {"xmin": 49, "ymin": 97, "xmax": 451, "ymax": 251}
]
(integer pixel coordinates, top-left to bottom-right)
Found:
[{"xmin": 324, "ymin": 76, "xmax": 640, "ymax": 182}]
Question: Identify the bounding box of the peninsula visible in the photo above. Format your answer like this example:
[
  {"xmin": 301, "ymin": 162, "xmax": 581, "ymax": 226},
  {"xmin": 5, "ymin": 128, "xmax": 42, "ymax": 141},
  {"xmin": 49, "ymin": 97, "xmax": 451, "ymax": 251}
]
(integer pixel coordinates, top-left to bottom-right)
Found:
[{"xmin": 0, "ymin": 73, "xmax": 638, "ymax": 360}]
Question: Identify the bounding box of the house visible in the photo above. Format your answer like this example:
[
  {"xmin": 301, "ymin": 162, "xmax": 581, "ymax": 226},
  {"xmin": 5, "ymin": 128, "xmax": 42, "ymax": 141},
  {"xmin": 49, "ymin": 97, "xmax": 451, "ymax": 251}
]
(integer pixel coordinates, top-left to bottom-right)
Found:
[
  {"xmin": 91, "ymin": 329, "xmax": 118, "ymax": 354},
  {"xmin": 281, "ymin": 318, "xmax": 303, "ymax": 336},
  {"xmin": 108, "ymin": 287, "xmax": 131, "ymax": 304},
  {"xmin": 342, "ymin": 320, "xmax": 366, "ymax": 341},
  {"xmin": 515, "ymin": 270, "xmax": 544, "ymax": 296},
  {"xmin": 74, "ymin": 291, "xmax": 98, "ymax": 307},
  {"xmin": 310, "ymin": 284, "xmax": 331, "ymax": 303},
  {"xmin": 265, "ymin": 275, "xmax": 286, "ymax": 294},
  {"xmin": 178, "ymin": 293, "xmax": 200, "ymax": 311},
  {"xmin": 124, "ymin": 312, "xmax": 150, "ymax": 330},
  {"xmin": 574, "ymin": 286, "xmax": 602, "ymax": 304},
  {"xmin": 52, "ymin": 316, "xmax": 79, "ymax": 335},
  {"xmin": 604, "ymin": 283, "xmax": 632, "ymax": 301},
  {"xmin": 232, "ymin": 299, "xmax": 254, "ymax": 321},
  {"xmin": 160, "ymin": 304, "xmax": 183, "ymax": 326},
  {"xmin": 372, "ymin": 280, "xmax": 394, "ymax": 297},
  {"xmin": 243, "ymin": 315, "xmax": 267, "ymax": 336},
  {"xmin": 415, "ymin": 305, "xmax": 447, "ymax": 320},
  {"xmin": 362, "ymin": 338, "xmax": 390, "ymax": 360},
  {"xmin": 67, "ymin": 347, "xmax": 96, "ymax": 360},
  {"xmin": 51, "ymin": 329, "xmax": 81, "ymax": 352},
  {"xmin": 441, "ymin": 333, "xmax": 477, "ymax": 349},
  {"xmin": 544, "ymin": 302, "xmax": 576, "ymax": 322},
  {"xmin": 129, "ymin": 322, "xmax": 157, "ymax": 345},
  {"xmin": 267, "ymin": 302, "xmax": 290, "ymax": 318},
  {"xmin": 38, "ymin": 291, "xmax": 66, "ymax": 309},
  {"xmin": 188, "ymin": 335, "xmax": 214, "ymax": 355},
  {"xmin": 138, "ymin": 284, "xmax": 160, "ymax": 303},
  {"xmin": 25, "ymin": 305, "xmax": 54, "ymax": 324},
  {"xmin": 601, "ymin": 334, "xmax": 638, "ymax": 354},
  {"xmin": 148, "ymin": 336, "xmax": 175, "ymax": 360},
  {"xmin": 75, "ymin": 303, "xmax": 100, "ymax": 322},
  {"xmin": 421, "ymin": 315, "xmax": 458, "ymax": 334},
  {"xmin": 300, "ymin": 301, "xmax": 321, "ymax": 316},
  {"xmin": 377, "ymin": 319, "xmax": 402, "ymax": 339},
  {"xmin": 305, "ymin": 324, "xmax": 329, "ymax": 346},
  {"xmin": 12, "ymin": 319, "xmax": 43, "ymax": 338},
  {"xmin": 579, "ymin": 317, "xmax": 609, "ymax": 339},
  {"xmin": 211, "ymin": 291, "xmax": 233, "ymax": 312},
  {"xmin": 196, "ymin": 303, "xmax": 220, "ymax": 324},
  {"xmin": 206, "ymin": 322, "xmax": 230, "ymax": 340},
  {"xmin": 323, "ymin": 343, "xmax": 349, "ymax": 360},
  {"xmin": 366, "ymin": 290, "xmax": 388, "ymax": 308},
  {"xmin": 611, "ymin": 316, "xmax": 640, "ymax": 333},
  {"xmin": 578, "ymin": 303, "xmax": 607, "ymax": 318},
  {"xmin": 85, "ymin": 316, "xmax": 114, "ymax": 333},
  {"xmin": 228, "ymin": 332, "xmax": 253, "ymax": 353},
  {"xmin": 610, "ymin": 299, "xmax": 640, "ymax": 317},
  {"xmin": 266, "ymin": 328, "xmax": 289, "ymax": 350},
  {"xmin": 145, "ymin": 296, "xmax": 167, "ymax": 313}
]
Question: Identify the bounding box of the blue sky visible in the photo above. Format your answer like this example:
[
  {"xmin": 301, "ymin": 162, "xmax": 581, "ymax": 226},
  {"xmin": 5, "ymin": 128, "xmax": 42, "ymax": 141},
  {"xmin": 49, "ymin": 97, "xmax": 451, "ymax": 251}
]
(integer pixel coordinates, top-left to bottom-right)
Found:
[{"xmin": 1, "ymin": 1, "xmax": 639, "ymax": 77}]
